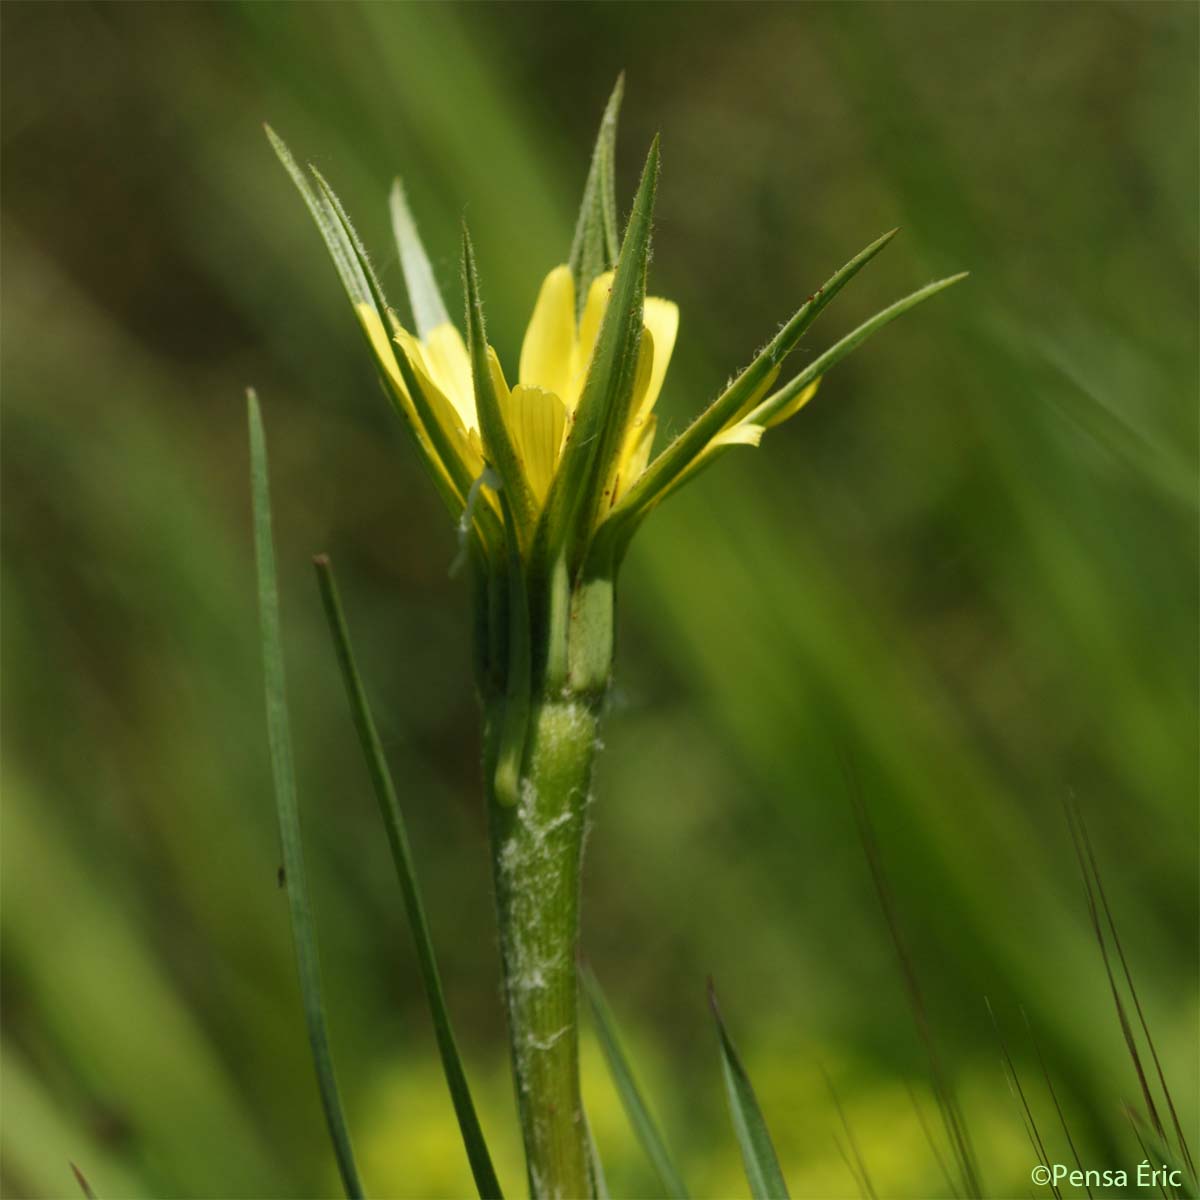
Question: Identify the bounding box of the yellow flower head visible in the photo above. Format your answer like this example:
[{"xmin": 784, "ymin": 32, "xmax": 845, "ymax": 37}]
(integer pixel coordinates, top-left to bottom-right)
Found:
[
  {"xmin": 359, "ymin": 266, "xmax": 677, "ymax": 523},
  {"xmin": 269, "ymin": 88, "xmax": 961, "ymax": 595}
]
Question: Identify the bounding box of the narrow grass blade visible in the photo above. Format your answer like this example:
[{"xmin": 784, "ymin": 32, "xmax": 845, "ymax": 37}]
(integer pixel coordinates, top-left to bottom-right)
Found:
[
  {"xmin": 845, "ymin": 763, "xmax": 981, "ymax": 1199},
  {"xmin": 580, "ymin": 965, "xmax": 690, "ymax": 1198},
  {"xmin": 70, "ymin": 1163, "xmax": 97, "ymax": 1200},
  {"xmin": 584, "ymin": 1109, "xmax": 611, "ymax": 1200},
  {"xmin": 820, "ymin": 1066, "xmax": 876, "ymax": 1200},
  {"xmin": 247, "ymin": 390, "xmax": 364, "ymax": 1200},
  {"xmin": 905, "ymin": 1082, "xmax": 957, "ymax": 1198},
  {"xmin": 391, "ymin": 178, "xmax": 452, "ymax": 339},
  {"xmin": 1024, "ymin": 1010, "xmax": 1091, "ymax": 1199},
  {"xmin": 311, "ymin": 554, "xmax": 504, "ymax": 1200},
  {"xmin": 1126, "ymin": 1107, "xmax": 1197, "ymax": 1200},
  {"xmin": 986, "ymin": 999, "xmax": 1061, "ymax": 1200},
  {"xmin": 707, "ymin": 980, "xmax": 790, "ymax": 1200},
  {"xmin": 1064, "ymin": 801, "xmax": 1166, "ymax": 1149},
  {"xmin": 1068, "ymin": 798, "xmax": 1195, "ymax": 1181}
]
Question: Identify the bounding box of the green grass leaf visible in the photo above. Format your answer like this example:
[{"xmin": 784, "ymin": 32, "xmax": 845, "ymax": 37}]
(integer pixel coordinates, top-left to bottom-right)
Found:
[
  {"xmin": 247, "ymin": 389, "xmax": 365, "ymax": 1200},
  {"xmin": 568, "ymin": 74, "xmax": 624, "ymax": 314},
  {"xmin": 708, "ymin": 981, "xmax": 789, "ymax": 1200},
  {"xmin": 580, "ymin": 965, "xmax": 689, "ymax": 1199},
  {"xmin": 584, "ymin": 1109, "xmax": 611, "ymax": 1200},
  {"xmin": 311, "ymin": 554, "xmax": 504, "ymax": 1197}
]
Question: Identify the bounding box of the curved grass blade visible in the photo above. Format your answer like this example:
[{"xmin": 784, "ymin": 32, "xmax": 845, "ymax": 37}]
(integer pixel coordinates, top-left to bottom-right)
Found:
[
  {"xmin": 707, "ymin": 980, "xmax": 789, "ymax": 1200},
  {"xmin": 247, "ymin": 390, "xmax": 365, "ymax": 1200},
  {"xmin": 580, "ymin": 965, "xmax": 689, "ymax": 1198},
  {"xmin": 311, "ymin": 554, "xmax": 504, "ymax": 1200}
]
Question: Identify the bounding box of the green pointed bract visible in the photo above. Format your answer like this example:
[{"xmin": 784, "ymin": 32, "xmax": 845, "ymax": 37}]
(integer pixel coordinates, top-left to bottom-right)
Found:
[
  {"xmin": 266, "ymin": 125, "xmax": 373, "ymax": 308},
  {"xmin": 542, "ymin": 136, "xmax": 659, "ymax": 571},
  {"xmin": 603, "ymin": 228, "xmax": 900, "ymax": 535},
  {"xmin": 391, "ymin": 179, "xmax": 452, "ymax": 339},
  {"xmin": 462, "ymin": 225, "xmax": 537, "ymax": 547},
  {"xmin": 568, "ymin": 74, "xmax": 624, "ymax": 316},
  {"xmin": 311, "ymin": 165, "xmax": 392, "ymax": 317},
  {"xmin": 268, "ymin": 127, "xmax": 467, "ymax": 528},
  {"xmin": 745, "ymin": 273, "xmax": 970, "ymax": 427},
  {"xmin": 613, "ymin": 272, "xmax": 969, "ymax": 538}
]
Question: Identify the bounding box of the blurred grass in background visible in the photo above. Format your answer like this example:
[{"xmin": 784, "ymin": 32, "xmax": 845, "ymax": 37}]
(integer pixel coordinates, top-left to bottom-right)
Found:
[{"xmin": 2, "ymin": 3, "xmax": 1196, "ymax": 1197}]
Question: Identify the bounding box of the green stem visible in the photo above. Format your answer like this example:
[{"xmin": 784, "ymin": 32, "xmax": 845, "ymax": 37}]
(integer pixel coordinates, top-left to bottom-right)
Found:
[{"xmin": 487, "ymin": 697, "xmax": 598, "ymax": 1199}]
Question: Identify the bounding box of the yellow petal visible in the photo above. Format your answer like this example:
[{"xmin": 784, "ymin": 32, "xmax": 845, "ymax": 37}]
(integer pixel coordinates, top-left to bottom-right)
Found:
[
  {"xmin": 487, "ymin": 344, "xmax": 511, "ymax": 399},
  {"xmin": 639, "ymin": 297, "xmax": 679, "ymax": 418},
  {"xmin": 612, "ymin": 415, "xmax": 657, "ymax": 507},
  {"xmin": 393, "ymin": 326, "xmax": 485, "ymax": 480},
  {"xmin": 356, "ymin": 303, "xmax": 410, "ymax": 400},
  {"xmin": 762, "ymin": 377, "xmax": 820, "ymax": 428},
  {"xmin": 626, "ymin": 324, "xmax": 658, "ymax": 429},
  {"xmin": 421, "ymin": 323, "xmax": 476, "ymax": 432},
  {"xmin": 519, "ymin": 266, "xmax": 576, "ymax": 401},
  {"xmin": 568, "ymin": 270, "xmax": 616, "ymax": 410},
  {"xmin": 501, "ymin": 385, "xmax": 567, "ymax": 505},
  {"xmin": 710, "ymin": 422, "xmax": 765, "ymax": 449}
]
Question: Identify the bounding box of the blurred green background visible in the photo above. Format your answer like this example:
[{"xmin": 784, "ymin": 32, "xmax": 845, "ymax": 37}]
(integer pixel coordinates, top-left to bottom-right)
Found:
[{"xmin": 3, "ymin": 3, "xmax": 1196, "ymax": 1197}]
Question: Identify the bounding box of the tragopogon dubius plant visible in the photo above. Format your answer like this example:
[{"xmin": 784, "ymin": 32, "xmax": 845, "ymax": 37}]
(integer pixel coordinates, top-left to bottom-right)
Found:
[{"xmin": 251, "ymin": 78, "xmax": 966, "ymax": 1200}]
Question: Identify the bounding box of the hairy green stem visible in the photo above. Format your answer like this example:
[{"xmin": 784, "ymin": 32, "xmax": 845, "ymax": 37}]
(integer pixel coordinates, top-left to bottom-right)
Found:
[{"xmin": 487, "ymin": 697, "xmax": 599, "ymax": 1199}]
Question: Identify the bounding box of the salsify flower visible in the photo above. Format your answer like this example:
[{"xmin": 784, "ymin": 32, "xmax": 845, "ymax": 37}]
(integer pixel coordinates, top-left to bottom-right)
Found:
[
  {"xmin": 360, "ymin": 260, "xmax": 679, "ymax": 524},
  {"xmin": 265, "ymin": 80, "xmax": 963, "ymax": 1200}
]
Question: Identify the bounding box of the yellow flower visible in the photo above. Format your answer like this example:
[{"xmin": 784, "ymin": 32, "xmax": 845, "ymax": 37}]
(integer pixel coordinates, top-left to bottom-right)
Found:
[
  {"xmin": 357, "ymin": 266, "xmax": 678, "ymax": 522},
  {"xmin": 270, "ymin": 114, "xmax": 960, "ymax": 584}
]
